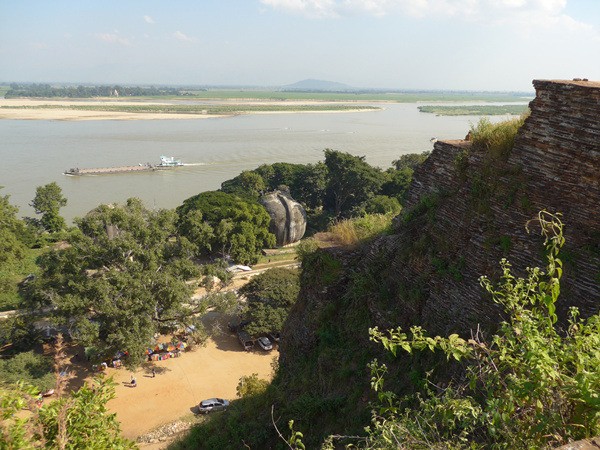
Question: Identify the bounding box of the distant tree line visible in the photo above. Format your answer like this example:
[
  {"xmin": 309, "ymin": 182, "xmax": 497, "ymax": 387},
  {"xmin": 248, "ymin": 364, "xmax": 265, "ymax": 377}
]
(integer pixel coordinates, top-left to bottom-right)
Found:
[{"xmin": 5, "ymin": 83, "xmax": 201, "ymax": 98}]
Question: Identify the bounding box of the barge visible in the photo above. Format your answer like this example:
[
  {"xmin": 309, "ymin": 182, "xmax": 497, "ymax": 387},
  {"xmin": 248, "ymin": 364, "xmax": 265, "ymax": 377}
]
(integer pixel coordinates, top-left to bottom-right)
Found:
[{"xmin": 64, "ymin": 155, "xmax": 183, "ymax": 176}]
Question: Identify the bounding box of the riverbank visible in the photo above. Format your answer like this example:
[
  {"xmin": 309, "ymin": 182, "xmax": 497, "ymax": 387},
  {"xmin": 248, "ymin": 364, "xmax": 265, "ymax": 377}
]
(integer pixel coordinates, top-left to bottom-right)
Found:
[{"xmin": 0, "ymin": 98, "xmax": 377, "ymax": 121}]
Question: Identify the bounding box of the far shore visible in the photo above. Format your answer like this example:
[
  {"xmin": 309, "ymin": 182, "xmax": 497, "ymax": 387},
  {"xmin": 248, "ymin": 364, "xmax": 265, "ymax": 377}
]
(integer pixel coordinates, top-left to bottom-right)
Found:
[{"xmin": 0, "ymin": 98, "xmax": 378, "ymax": 121}]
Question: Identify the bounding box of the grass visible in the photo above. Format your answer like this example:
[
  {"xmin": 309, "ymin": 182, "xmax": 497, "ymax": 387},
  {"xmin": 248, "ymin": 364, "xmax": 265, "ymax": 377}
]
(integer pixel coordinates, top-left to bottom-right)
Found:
[
  {"xmin": 418, "ymin": 105, "xmax": 529, "ymax": 116},
  {"xmin": 328, "ymin": 214, "xmax": 393, "ymax": 246},
  {"xmin": 470, "ymin": 115, "xmax": 528, "ymax": 160}
]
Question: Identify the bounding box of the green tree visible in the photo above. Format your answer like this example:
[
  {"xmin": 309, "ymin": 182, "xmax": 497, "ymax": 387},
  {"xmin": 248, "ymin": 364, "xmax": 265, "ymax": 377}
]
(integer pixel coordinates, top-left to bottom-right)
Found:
[
  {"xmin": 26, "ymin": 198, "xmax": 209, "ymax": 366},
  {"xmin": 30, "ymin": 182, "xmax": 67, "ymax": 233},
  {"xmin": 323, "ymin": 150, "xmax": 385, "ymax": 218},
  {"xmin": 177, "ymin": 191, "xmax": 275, "ymax": 264},
  {"xmin": 391, "ymin": 151, "xmax": 430, "ymax": 171},
  {"xmin": 362, "ymin": 195, "xmax": 401, "ymax": 216},
  {"xmin": 239, "ymin": 267, "xmax": 300, "ymax": 336},
  {"xmin": 221, "ymin": 171, "xmax": 266, "ymax": 200},
  {"xmin": 0, "ymin": 351, "xmax": 54, "ymax": 392}
]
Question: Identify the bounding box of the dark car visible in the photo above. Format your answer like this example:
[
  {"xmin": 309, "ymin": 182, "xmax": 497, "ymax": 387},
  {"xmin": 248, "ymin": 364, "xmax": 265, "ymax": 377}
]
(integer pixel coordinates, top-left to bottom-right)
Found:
[
  {"xmin": 237, "ymin": 331, "xmax": 254, "ymax": 351},
  {"xmin": 198, "ymin": 398, "xmax": 229, "ymax": 414}
]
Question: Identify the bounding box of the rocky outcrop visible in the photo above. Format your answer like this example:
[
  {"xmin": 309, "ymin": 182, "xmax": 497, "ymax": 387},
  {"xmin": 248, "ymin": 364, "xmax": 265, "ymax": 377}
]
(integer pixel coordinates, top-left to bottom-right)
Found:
[
  {"xmin": 283, "ymin": 78, "xmax": 600, "ymax": 382},
  {"xmin": 259, "ymin": 190, "xmax": 307, "ymax": 247}
]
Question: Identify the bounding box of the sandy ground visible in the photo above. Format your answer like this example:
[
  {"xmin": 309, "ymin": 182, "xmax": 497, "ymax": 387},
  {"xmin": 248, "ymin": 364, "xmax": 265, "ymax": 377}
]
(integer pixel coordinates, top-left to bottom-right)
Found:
[
  {"xmin": 104, "ymin": 329, "xmax": 276, "ymax": 441},
  {"xmin": 0, "ymin": 98, "xmax": 374, "ymax": 121},
  {"xmin": 0, "ymin": 98, "xmax": 225, "ymax": 121}
]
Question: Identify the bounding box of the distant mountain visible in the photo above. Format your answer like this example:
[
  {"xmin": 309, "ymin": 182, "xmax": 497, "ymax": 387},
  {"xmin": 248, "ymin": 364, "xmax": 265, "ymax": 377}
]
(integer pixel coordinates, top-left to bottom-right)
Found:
[{"xmin": 282, "ymin": 79, "xmax": 354, "ymax": 91}]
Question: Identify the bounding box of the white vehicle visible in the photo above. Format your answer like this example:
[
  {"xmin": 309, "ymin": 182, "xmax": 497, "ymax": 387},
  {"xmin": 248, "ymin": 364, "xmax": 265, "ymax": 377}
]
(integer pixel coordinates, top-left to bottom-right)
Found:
[
  {"xmin": 257, "ymin": 336, "xmax": 273, "ymax": 351},
  {"xmin": 198, "ymin": 398, "xmax": 229, "ymax": 414}
]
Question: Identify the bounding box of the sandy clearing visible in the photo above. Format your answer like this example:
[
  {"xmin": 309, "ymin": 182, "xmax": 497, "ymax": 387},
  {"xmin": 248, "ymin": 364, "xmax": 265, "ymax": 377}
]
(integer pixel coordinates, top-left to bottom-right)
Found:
[{"xmin": 104, "ymin": 329, "xmax": 277, "ymax": 440}]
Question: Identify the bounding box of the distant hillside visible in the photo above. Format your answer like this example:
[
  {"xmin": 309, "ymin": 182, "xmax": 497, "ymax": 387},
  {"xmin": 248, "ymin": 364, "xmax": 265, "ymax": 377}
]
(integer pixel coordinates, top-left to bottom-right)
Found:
[{"xmin": 282, "ymin": 79, "xmax": 354, "ymax": 91}]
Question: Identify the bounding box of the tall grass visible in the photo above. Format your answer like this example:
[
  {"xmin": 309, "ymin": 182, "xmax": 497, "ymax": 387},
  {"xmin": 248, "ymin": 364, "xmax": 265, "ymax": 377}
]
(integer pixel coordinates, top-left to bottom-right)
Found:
[
  {"xmin": 329, "ymin": 214, "xmax": 393, "ymax": 246},
  {"xmin": 470, "ymin": 114, "xmax": 528, "ymax": 160}
]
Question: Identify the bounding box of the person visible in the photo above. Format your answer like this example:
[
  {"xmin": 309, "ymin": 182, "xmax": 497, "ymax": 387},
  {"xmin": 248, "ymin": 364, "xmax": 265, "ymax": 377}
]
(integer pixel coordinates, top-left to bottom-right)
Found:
[
  {"xmin": 130, "ymin": 374, "xmax": 137, "ymax": 387},
  {"xmin": 152, "ymin": 368, "xmax": 156, "ymax": 378}
]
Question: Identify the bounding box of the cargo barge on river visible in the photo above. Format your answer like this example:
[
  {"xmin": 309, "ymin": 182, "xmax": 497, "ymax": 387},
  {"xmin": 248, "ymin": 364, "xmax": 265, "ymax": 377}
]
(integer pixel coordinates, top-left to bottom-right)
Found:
[{"xmin": 64, "ymin": 156, "xmax": 183, "ymax": 176}]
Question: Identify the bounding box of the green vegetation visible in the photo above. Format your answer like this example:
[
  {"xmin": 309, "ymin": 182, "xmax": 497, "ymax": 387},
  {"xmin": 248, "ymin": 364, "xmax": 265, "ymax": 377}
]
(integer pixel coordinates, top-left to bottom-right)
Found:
[
  {"xmin": 418, "ymin": 104, "xmax": 529, "ymax": 116},
  {"xmin": 176, "ymin": 191, "xmax": 276, "ymax": 264},
  {"xmin": 24, "ymin": 198, "xmax": 236, "ymax": 367},
  {"xmin": 328, "ymin": 213, "xmax": 394, "ymax": 246},
  {"xmin": 470, "ymin": 115, "xmax": 527, "ymax": 160},
  {"xmin": 0, "ymin": 190, "xmax": 41, "ymax": 311},
  {"xmin": 364, "ymin": 212, "xmax": 600, "ymax": 449},
  {"xmin": 30, "ymin": 182, "xmax": 67, "ymax": 233},
  {"xmin": 238, "ymin": 268, "xmax": 300, "ymax": 337},
  {"xmin": 0, "ymin": 338, "xmax": 135, "ymax": 449},
  {"xmin": 0, "ymin": 351, "xmax": 54, "ymax": 392},
  {"xmin": 5, "ymin": 83, "xmax": 192, "ymax": 98},
  {"xmin": 183, "ymin": 89, "xmax": 532, "ymax": 103}
]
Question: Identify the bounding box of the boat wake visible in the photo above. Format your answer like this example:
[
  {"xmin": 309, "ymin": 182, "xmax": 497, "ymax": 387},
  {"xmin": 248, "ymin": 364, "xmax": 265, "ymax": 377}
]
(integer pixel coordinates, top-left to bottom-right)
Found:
[{"xmin": 182, "ymin": 163, "xmax": 207, "ymax": 166}]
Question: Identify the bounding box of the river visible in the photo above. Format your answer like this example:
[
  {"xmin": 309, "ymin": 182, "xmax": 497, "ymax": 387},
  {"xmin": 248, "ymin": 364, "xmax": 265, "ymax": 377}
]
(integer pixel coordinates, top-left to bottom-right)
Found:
[{"xmin": 0, "ymin": 103, "xmax": 517, "ymax": 222}]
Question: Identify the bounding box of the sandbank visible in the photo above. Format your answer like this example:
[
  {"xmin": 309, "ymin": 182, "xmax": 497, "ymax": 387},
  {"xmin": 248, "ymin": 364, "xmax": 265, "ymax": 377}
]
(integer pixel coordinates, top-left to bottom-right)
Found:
[{"xmin": 0, "ymin": 98, "xmax": 376, "ymax": 121}]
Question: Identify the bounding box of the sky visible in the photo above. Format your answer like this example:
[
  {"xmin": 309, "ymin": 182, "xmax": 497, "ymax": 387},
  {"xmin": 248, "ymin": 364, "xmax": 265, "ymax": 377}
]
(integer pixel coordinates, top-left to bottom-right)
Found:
[{"xmin": 1, "ymin": 0, "xmax": 599, "ymax": 91}]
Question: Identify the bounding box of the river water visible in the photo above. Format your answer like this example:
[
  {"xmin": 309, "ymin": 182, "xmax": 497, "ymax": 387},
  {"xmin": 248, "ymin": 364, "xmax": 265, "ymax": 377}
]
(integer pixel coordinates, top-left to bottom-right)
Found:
[{"xmin": 0, "ymin": 103, "xmax": 516, "ymax": 222}]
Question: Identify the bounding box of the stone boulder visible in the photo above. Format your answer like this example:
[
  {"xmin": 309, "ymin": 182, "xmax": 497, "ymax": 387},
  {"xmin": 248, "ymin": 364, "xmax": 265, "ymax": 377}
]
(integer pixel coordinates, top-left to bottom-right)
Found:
[{"xmin": 259, "ymin": 191, "xmax": 307, "ymax": 247}]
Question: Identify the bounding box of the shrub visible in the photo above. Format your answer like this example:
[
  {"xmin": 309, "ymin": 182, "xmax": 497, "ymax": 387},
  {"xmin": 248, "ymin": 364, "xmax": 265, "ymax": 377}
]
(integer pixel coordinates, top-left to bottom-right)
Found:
[{"xmin": 363, "ymin": 212, "xmax": 600, "ymax": 449}]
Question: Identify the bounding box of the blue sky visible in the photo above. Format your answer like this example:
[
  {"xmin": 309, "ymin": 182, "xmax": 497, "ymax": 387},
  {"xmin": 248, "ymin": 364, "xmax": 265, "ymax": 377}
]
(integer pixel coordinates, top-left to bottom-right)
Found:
[{"xmin": 1, "ymin": 0, "xmax": 599, "ymax": 91}]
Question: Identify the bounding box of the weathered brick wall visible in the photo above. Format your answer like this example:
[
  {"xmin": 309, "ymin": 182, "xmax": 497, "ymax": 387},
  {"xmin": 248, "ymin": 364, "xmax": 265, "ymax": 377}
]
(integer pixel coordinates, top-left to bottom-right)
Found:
[
  {"xmin": 284, "ymin": 79, "xmax": 600, "ymax": 361},
  {"xmin": 396, "ymin": 79, "xmax": 600, "ymax": 333}
]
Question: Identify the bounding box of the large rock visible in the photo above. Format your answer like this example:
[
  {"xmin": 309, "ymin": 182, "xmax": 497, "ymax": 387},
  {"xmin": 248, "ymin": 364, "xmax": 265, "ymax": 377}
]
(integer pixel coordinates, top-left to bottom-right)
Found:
[{"xmin": 259, "ymin": 191, "xmax": 307, "ymax": 246}]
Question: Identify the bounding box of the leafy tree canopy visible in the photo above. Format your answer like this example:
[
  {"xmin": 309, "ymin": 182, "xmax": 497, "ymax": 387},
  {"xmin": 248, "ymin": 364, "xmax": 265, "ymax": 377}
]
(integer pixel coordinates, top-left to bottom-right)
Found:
[
  {"xmin": 239, "ymin": 267, "xmax": 300, "ymax": 336},
  {"xmin": 392, "ymin": 151, "xmax": 430, "ymax": 171},
  {"xmin": 177, "ymin": 191, "xmax": 275, "ymax": 264},
  {"xmin": 323, "ymin": 149, "xmax": 386, "ymax": 218},
  {"xmin": 26, "ymin": 198, "xmax": 205, "ymax": 366},
  {"xmin": 30, "ymin": 182, "xmax": 67, "ymax": 233}
]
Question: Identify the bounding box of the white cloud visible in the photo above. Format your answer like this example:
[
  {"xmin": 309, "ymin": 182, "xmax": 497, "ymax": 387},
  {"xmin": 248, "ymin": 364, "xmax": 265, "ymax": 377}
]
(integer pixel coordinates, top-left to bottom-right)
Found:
[
  {"xmin": 144, "ymin": 15, "xmax": 155, "ymax": 24},
  {"xmin": 96, "ymin": 32, "xmax": 132, "ymax": 46},
  {"xmin": 259, "ymin": 0, "xmax": 591, "ymax": 30},
  {"xmin": 173, "ymin": 31, "xmax": 196, "ymax": 42}
]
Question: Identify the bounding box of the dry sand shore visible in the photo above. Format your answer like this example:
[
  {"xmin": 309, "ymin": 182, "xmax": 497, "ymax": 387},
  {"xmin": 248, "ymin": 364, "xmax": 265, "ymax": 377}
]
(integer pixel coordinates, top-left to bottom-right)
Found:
[
  {"xmin": 0, "ymin": 98, "xmax": 373, "ymax": 121},
  {"xmin": 105, "ymin": 331, "xmax": 276, "ymax": 441}
]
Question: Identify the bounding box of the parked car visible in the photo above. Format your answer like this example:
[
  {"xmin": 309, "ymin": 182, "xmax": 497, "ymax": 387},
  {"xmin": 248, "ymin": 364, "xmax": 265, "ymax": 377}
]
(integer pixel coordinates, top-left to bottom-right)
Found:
[
  {"xmin": 237, "ymin": 331, "xmax": 254, "ymax": 351},
  {"xmin": 267, "ymin": 332, "xmax": 281, "ymax": 343},
  {"xmin": 257, "ymin": 336, "xmax": 273, "ymax": 351},
  {"xmin": 198, "ymin": 398, "xmax": 229, "ymax": 414}
]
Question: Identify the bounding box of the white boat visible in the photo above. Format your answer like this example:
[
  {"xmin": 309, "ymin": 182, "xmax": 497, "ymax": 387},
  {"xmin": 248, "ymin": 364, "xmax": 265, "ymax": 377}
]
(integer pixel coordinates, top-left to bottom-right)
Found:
[{"xmin": 158, "ymin": 155, "xmax": 184, "ymax": 167}]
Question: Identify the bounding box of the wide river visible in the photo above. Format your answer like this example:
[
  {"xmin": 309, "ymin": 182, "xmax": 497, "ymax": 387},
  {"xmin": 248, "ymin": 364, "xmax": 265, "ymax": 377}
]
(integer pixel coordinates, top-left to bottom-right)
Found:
[{"xmin": 0, "ymin": 103, "xmax": 516, "ymax": 222}]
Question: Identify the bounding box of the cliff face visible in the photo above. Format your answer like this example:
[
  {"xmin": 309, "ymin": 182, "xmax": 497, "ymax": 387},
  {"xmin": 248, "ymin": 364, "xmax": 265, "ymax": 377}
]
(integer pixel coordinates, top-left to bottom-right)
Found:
[{"xmin": 277, "ymin": 80, "xmax": 599, "ymax": 442}]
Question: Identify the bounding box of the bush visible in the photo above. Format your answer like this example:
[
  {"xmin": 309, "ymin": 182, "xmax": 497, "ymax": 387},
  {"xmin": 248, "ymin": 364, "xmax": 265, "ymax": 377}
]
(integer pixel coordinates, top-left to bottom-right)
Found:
[{"xmin": 363, "ymin": 212, "xmax": 600, "ymax": 449}]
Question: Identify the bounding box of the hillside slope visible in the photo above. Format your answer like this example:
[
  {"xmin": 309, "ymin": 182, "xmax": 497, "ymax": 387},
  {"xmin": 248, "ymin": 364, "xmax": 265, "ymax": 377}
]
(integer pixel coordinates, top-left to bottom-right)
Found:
[
  {"xmin": 174, "ymin": 80, "xmax": 599, "ymax": 448},
  {"xmin": 280, "ymin": 79, "xmax": 600, "ymax": 444}
]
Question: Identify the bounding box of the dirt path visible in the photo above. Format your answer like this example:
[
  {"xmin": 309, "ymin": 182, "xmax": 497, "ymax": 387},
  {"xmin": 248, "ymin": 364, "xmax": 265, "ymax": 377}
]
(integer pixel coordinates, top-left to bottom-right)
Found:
[{"xmin": 105, "ymin": 330, "xmax": 276, "ymax": 440}]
